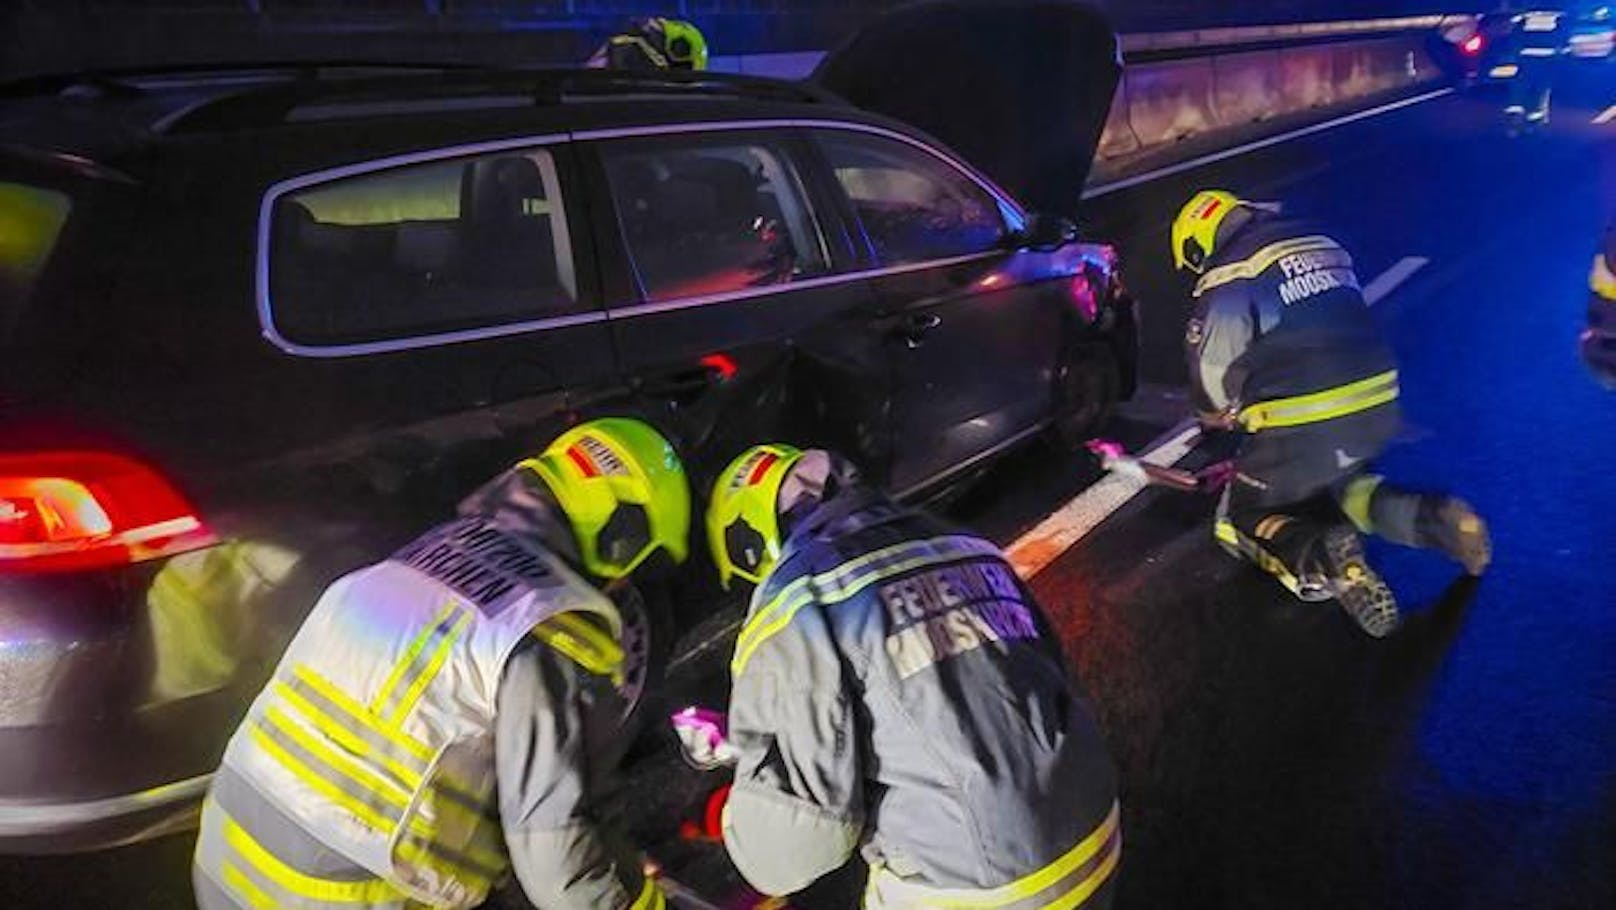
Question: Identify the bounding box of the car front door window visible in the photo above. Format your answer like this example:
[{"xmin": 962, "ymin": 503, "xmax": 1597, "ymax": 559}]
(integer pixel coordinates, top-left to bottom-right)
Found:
[
  {"xmin": 814, "ymin": 130, "xmax": 1008, "ymax": 266},
  {"xmin": 600, "ymin": 135, "xmax": 830, "ymax": 303}
]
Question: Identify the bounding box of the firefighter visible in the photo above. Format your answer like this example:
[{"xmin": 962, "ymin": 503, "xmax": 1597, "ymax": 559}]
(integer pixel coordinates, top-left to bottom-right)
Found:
[
  {"xmin": 192, "ymin": 418, "xmax": 688, "ymax": 910},
  {"xmin": 1173, "ymin": 190, "xmax": 1492, "ymax": 637},
  {"xmin": 587, "ymin": 16, "xmax": 710, "ymax": 71},
  {"xmin": 707, "ymin": 446, "xmax": 1121, "ymax": 909},
  {"xmin": 1583, "ymin": 218, "xmax": 1616, "ymax": 386},
  {"xmin": 1505, "ymin": 8, "xmax": 1567, "ymax": 133}
]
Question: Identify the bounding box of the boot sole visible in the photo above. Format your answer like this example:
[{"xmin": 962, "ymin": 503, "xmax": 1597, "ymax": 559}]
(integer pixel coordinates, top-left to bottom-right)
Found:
[{"xmin": 1323, "ymin": 527, "xmax": 1400, "ymax": 638}]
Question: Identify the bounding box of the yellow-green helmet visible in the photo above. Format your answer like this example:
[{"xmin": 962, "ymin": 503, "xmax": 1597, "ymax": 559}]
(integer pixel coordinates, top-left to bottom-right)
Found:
[
  {"xmin": 520, "ymin": 418, "xmax": 690, "ymax": 580},
  {"xmin": 654, "ymin": 17, "xmax": 709, "ymax": 71},
  {"xmin": 1172, "ymin": 189, "xmax": 1243, "ymax": 273},
  {"xmin": 706, "ymin": 444, "xmax": 805, "ymax": 589}
]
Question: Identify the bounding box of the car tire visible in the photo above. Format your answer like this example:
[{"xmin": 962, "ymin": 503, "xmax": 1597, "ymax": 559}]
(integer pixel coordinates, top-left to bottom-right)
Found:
[
  {"xmin": 1051, "ymin": 342, "xmax": 1121, "ymax": 451},
  {"xmin": 610, "ymin": 581, "xmax": 672, "ymax": 737}
]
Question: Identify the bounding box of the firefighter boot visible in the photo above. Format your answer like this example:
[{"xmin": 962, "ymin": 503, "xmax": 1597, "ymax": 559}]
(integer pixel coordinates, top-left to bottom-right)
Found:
[
  {"xmin": 1414, "ymin": 496, "xmax": 1492, "ymax": 576},
  {"xmin": 1317, "ymin": 525, "xmax": 1399, "ymax": 638},
  {"xmin": 1342, "ymin": 478, "xmax": 1492, "ymax": 576}
]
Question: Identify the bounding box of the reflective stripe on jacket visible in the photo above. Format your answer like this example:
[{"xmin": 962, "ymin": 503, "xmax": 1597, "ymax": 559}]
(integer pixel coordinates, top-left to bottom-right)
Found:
[
  {"xmin": 211, "ymin": 514, "xmax": 622, "ymax": 908},
  {"xmin": 1185, "ymin": 217, "xmax": 1399, "ymax": 431},
  {"xmin": 1237, "ymin": 369, "xmax": 1400, "ymax": 431},
  {"xmin": 865, "ymin": 801, "xmax": 1121, "ymax": 910},
  {"xmin": 723, "ymin": 493, "xmax": 1119, "ymax": 906}
]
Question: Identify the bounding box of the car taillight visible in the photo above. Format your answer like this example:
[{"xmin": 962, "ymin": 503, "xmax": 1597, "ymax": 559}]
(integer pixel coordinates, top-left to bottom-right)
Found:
[
  {"xmin": 1462, "ymin": 34, "xmax": 1484, "ymax": 55},
  {"xmin": 0, "ymin": 451, "xmax": 215, "ymax": 574}
]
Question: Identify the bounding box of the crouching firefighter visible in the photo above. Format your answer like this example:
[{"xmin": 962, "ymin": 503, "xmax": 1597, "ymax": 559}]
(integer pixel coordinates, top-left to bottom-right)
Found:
[
  {"xmin": 707, "ymin": 446, "xmax": 1121, "ymax": 909},
  {"xmin": 1172, "ymin": 190, "xmax": 1493, "ymax": 637},
  {"xmin": 192, "ymin": 418, "xmax": 688, "ymax": 910}
]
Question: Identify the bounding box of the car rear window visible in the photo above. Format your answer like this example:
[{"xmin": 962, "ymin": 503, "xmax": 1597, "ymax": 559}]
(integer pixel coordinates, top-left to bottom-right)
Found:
[
  {"xmin": 265, "ymin": 145, "xmax": 582, "ymax": 349},
  {"xmin": 0, "ymin": 181, "xmax": 72, "ymax": 331}
]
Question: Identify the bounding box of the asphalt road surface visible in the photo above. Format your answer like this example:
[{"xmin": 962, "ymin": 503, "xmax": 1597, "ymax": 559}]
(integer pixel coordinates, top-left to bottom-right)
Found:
[{"xmin": 3, "ymin": 81, "xmax": 1614, "ymax": 909}]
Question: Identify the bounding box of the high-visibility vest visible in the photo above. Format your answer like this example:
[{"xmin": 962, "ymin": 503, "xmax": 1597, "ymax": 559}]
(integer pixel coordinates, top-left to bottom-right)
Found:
[{"xmin": 216, "ymin": 515, "xmax": 622, "ymax": 908}]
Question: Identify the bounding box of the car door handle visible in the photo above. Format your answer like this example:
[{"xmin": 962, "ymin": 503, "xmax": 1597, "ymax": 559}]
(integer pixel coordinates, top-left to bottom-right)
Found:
[
  {"xmin": 896, "ymin": 312, "xmax": 942, "ymax": 349},
  {"xmin": 641, "ymin": 358, "xmax": 733, "ymax": 398}
]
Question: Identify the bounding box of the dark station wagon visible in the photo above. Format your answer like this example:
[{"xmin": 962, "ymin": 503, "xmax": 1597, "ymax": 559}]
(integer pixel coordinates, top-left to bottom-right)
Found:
[{"xmin": 0, "ymin": 59, "xmax": 1135, "ymax": 851}]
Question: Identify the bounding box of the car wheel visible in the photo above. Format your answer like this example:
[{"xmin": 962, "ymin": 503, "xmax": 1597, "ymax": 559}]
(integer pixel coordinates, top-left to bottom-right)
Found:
[
  {"xmin": 1051, "ymin": 342, "xmax": 1120, "ymax": 450},
  {"xmin": 608, "ymin": 581, "xmax": 670, "ymax": 731}
]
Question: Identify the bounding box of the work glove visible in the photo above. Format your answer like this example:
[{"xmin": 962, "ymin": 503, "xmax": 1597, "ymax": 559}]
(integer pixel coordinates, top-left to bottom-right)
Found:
[
  {"xmin": 1197, "ymin": 408, "xmax": 1239, "ymax": 432},
  {"xmin": 671, "ymin": 706, "xmax": 738, "ymax": 771}
]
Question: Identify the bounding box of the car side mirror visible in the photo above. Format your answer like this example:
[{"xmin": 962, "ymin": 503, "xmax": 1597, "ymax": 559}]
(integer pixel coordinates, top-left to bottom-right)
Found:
[{"xmin": 1017, "ymin": 213, "xmax": 1079, "ymax": 252}]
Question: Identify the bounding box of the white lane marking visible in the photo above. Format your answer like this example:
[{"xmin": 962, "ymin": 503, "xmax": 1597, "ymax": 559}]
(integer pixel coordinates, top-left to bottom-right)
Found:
[
  {"xmin": 1083, "ymin": 88, "xmax": 1456, "ymax": 200},
  {"xmin": 1594, "ymin": 105, "xmax": 1616, "ymax": 125},
  {"xmin": 1006, "ymin": 419, "xmax": 1203, "ymax": 579},
  {"xmin": 1363, "ymin": 256, "xmax": 1429, "ymax": 306}
]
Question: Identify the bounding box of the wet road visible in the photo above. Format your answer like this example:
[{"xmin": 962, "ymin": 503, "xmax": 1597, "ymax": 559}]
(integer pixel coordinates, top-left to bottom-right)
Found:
[{"xmin": 4, "ymin": 82, "xmax": 1615, "ymax": 908}]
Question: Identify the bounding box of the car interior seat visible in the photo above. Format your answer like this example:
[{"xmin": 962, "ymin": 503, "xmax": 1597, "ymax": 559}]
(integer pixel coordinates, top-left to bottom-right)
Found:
[{"xmin": 460, "ymin": 156, "xmax": 562, "ymax": 300}]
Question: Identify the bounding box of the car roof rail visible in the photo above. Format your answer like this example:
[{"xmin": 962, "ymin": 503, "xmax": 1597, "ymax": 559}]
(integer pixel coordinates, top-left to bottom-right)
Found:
[
  {"xmin": 155, "ymin": 67, "xmax": 840, "ymax": 134},
  {"xmin": 0, "ymin": 61, "xmax": 484, "ymax": 101}
]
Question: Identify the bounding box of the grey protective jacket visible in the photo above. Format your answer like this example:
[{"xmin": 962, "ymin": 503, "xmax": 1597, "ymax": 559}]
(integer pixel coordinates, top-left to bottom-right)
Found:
[
  {"xmin": 1187, "ymin": 216, "xmax": 1400, "ymax": 438},
  {"xmin": 722, "ymin": 491, "xmax": 1119, "ymax": 908}
]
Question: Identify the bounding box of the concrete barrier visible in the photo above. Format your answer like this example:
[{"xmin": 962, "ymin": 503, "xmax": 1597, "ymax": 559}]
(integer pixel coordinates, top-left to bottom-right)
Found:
[
  {"xmin": 1278, "ymin": 43, "xmax": 1339, "ymax": 111},
  {"xmin": 1332, "ymin": 36, "xmax": 1413, "ymax": 98},
  {"xmin": 1097, "ymin": 79, "xmax": 1142, "ymax": 159},
  {"xmin": 711, "ymin": 26, "xmax": 1451, "ymax": 174},
  {"xmin": 1096, "ymin": 30, "xmax": 1443, "ymax": 166},
  {"xmin": 1124, "ymin": 57, "xmax": 1220, "ymax": 146},
  {"xmin": 1212, "ymin": 49, "xmax": 1285, "ymax": 126}
]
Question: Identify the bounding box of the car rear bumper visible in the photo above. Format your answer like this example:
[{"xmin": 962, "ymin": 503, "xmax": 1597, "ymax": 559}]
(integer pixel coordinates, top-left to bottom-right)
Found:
[
  {"xmin": 0, "ymin": 672, "xmax": 257, "ymax": 854},
  {"xmin": 0, "ymin": 774, "xmax": 210, "ymax": 854},
  {"xmin": 0, "ymin": 540, "xmax": 317, "ymax": 853}
]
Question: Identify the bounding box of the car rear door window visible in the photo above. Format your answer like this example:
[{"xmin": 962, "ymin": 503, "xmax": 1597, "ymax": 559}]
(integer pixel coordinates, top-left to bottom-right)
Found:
[
  {"xmin": 600, "ymin": 134, "xmax": 830, "ymax": 302},
  {"xmin": 814, "ymin": 130, "xmax": 1008, "ymax": 266},
  {"xmin": 266, "ymin": 145, "xmax": 581, "ymax": 348}
]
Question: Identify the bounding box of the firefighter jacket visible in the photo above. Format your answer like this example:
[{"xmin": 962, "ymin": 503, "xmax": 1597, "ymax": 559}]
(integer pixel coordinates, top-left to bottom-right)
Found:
[
  {"xmin": 1186, "ymin": 216, "xmax": 1401, "ymax": 435},
  {"xmin": 722, "ymin": 490, "xmax": 1120, "ymax": 909},
  {"xmin": 193, "ymin": 513, "xmax": 662, "ymax": 910}
]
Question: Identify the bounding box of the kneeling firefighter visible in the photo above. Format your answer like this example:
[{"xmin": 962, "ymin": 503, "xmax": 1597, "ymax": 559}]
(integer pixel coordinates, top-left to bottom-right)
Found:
[
  {"xmin": 1172, "ymin": 190, "xmax": 1492, "ymax": 636},
  {"xmin": 193, "ymin": 418, "xmax": 688, "ymax": 910},
  {"xmin": 707, "ymin": 446, "xmax": 1120, "ymax": 909}
]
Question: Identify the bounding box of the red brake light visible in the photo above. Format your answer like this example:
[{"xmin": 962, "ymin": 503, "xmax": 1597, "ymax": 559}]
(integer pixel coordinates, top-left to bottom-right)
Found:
[
  {"xmin": 1463, "ymin": 34, "xmax": 1484, "ymax": 55},
  {"xmin": 0, "ymin": 451, "xmax": 215, "ymax": 574}
]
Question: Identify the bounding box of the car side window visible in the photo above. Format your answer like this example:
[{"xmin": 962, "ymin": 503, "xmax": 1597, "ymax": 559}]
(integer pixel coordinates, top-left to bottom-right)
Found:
[
  {"xmin": 600, "ymin": 134, "xmax": 830, "ymax": 303},
  {"xmin": 814, "ymin": 129, "xmax": 1007, "ymax": 266},
  {"xmin": 267, "ymin": 145, "xmax": 581, "ymax": 347}
]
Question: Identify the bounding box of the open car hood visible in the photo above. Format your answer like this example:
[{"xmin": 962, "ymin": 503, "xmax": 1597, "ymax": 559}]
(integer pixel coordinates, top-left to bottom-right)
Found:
[{"xmin": 812, "ymin": 0, "xmax": 1120, "ymax": 218}]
